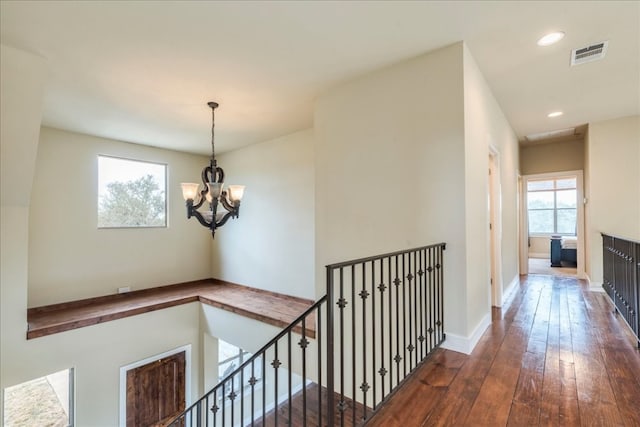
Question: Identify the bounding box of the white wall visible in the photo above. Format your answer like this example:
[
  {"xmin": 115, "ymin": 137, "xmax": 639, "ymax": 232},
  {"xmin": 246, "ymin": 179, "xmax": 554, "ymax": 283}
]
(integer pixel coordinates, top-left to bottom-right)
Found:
[
  {"xmin": 211, "ymin": 130, "xmax": 315, "ymax": 299},
  {"xmin": 315, "ymin": 43, "xmax": 468, "ymax": 337},
  {"xmin": 462, "ymin": 44, "xmax": 520, "ymax": 336},
  {"xmin": 586, "ymin": 115, "xmax": 640, "ymax": 284},
  {"xmin": 28, "ymin": 127, "xmax": 211, "ymax": 306}
]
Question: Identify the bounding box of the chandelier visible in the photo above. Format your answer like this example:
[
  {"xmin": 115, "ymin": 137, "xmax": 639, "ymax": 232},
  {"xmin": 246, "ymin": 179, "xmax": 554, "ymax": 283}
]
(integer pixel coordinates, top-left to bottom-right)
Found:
[{"xmin": 181, "ymin": 102, "xmax": 245, "ymax": 238}]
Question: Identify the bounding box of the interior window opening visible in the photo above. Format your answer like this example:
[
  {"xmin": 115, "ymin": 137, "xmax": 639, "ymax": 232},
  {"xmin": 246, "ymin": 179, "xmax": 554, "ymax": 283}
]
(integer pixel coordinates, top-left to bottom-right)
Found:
[
  {"xmin": 3, "ymin": 368, "xmax": 74, "ymax": 427},
  {"xmin": 218, "ymin": 339, "xmax": 262, "ymax": 402}
]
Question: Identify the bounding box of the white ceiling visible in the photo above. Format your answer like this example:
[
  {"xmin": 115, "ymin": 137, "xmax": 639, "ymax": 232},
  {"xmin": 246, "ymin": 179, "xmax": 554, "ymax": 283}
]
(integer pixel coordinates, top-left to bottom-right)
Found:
[{"xmin": 1, "ymin": 1, "xmax": 638, "ymax": 155}]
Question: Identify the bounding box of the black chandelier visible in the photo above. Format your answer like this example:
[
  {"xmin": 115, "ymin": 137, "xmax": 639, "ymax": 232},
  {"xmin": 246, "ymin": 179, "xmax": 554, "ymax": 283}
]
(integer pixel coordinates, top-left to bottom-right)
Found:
[{"xmin": 181, "ymin": 102, "xmax": 245, "ymax": 238}]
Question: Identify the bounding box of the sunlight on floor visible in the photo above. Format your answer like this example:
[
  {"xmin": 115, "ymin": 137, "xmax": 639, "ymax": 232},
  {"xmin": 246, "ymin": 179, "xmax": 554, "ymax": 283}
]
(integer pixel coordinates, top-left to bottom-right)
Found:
[
  {"xmin": 528, "ymin": 257, "xmax": 577, "ymax": 277},
  {"xmin": 3, "ymin": 370, "xmax": 70, "ymax": 427}
]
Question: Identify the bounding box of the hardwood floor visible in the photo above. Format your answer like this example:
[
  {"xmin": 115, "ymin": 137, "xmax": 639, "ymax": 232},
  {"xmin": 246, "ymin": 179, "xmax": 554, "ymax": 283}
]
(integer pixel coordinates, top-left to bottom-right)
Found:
[
  {"xmin": 528, "ymin": 258, "xmax": 577, "ymax": 277},
  {"xmin": 257, "ymin": 383, "xmax": 369, "ymax": 427},
  {"xmin": 367, "ymin": 275, "xmax": 640, "ymax": 426},
  {"xmin": 27, "ymin": 279, "xmax": 315, "ymax": 339}
]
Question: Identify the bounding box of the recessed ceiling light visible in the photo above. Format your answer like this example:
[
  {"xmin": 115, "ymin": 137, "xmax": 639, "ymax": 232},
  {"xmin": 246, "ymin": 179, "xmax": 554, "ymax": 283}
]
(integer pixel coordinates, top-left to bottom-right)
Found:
[
  {"xmin": 537, "ymin": 31, "xmax": 565, "ymax": 46},
  {"xmin": 547, "ymin": 111, "xmax": 564, "ymax": 118}
]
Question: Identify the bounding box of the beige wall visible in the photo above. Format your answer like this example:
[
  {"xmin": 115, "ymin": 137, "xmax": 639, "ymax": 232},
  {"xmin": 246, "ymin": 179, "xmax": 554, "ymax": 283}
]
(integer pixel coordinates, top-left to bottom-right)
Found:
[
  {"xmin": 520, "ymin": 139, "xmax": 585, "ymax": 175},
  {"xmin": 462, "ymin": 44, "xmax": 520, "ymax": 328},
  {"xmin": 314, "ymin": 42, "xmax": 519, "ymax": 350},
  {"xmin": 1, "ymin": 43, "xmax": 48, "ymax": 423},
  {"xmin": 1, "ymin": 45, "xmax": 204, "ymax": 425},
  {"xmin": 211, "ymin": 130, "xmax": 315, "ymax": 299},
  {"xmin": 28, "ymin": 127, "xmax": 212, "ymax": 306},
  {"xmin": 315, "ymin": 43, "xmax": 468, "ymax": 337},
  {"xmin": 529, "ymin": 236, "xmax": 550, "ymax": 257},
  {"xmin": 584, "ymin": 128, "xmax": 591, "ymax": 274},
  {"xmin": 586, "ymin": 115, "xmax": 640, "ymax": 284}
]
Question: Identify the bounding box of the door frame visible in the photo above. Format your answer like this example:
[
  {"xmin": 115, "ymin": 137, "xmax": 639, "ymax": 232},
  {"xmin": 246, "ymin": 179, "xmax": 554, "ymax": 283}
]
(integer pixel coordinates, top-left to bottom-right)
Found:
[
  {"xmin": 488, "ymin": 146, "xmax": 504, "ymax": 307},
  {"xmin": 119, "ymin": 344, "xmax": 191, "ymax": 427},
  {"xmin": 520, "ymin": 170, "xmax": 585, "ymax": 278}
]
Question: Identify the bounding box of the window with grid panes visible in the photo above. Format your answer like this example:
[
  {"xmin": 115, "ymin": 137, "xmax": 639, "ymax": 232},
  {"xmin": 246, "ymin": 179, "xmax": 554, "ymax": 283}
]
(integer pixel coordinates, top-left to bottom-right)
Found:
[{"xmin": 527, "ymin": 178, "xmax": 577, "ymax": 235}]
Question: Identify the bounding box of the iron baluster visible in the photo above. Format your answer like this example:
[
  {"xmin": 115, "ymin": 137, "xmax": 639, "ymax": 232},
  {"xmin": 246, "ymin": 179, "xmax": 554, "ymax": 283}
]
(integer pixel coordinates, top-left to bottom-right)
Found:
[
  {"xmin": 351, "ymin": 264, "xmax": 356, "ymax": 427},
  {"xmin": 273, "ymin": 341, "xmax": 278, "ymax": 427},
  {"xmin": 339, "ymin": 267, "xmax": 345, "ymax": 427},
  {"xmin": 361, "ymin": 262, "xmax": 368, "ymax": 420},
  {"xmin": 262, "ymin": 352, "xmax": 266, "ymax": 427},
  {"xmin": 301, "ymin": 318, "xmax": 307, "ymax": 427},
  {"xmin": 287, "ymin": 330, "xmax": 292, "ymax": 427},
  {"xmin": 371, "ymin": 259, "xmax": 376, "ymax": 410}
]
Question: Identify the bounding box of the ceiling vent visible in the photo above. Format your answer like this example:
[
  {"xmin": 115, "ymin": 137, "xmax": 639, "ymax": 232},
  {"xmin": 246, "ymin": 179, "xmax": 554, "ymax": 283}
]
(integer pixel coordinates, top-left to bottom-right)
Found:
[{"xmin": 571, "ymin": 41, "xmax": 608, "ymax": 66}]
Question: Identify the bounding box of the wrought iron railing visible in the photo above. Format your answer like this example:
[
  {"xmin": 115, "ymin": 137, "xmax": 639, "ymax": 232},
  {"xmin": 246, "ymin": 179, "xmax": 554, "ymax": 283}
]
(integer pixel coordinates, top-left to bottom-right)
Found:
[
  {"xmin": 602, "ymin": 233, "xmax": 640, "ymax": 347},
  {"xmin": 168, "ymin": 243, "xmax": 446, "ymax": 426}
]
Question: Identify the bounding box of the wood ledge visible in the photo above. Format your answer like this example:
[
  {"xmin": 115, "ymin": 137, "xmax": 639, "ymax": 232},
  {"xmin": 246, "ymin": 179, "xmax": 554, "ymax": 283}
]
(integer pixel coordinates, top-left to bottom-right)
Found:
[{"xmin": 27, "ymin": 279, "xmax": 316, "ymax": 340}]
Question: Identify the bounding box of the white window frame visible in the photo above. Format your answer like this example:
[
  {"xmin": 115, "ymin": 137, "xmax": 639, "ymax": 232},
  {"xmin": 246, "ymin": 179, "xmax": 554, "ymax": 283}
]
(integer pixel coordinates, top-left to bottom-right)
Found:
[
  {"xmin": 527, "ymin": 177, "xmax": 578, "ymax": 236},
  {"xmin": 97, "ymin": 155, "xmax": 168, "ymax": 229}
]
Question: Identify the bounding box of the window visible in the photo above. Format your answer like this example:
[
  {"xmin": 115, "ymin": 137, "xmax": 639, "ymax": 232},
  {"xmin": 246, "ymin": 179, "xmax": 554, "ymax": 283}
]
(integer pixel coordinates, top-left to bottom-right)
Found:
[
  {"xmin": 3, "ymin": 368, "xmax": 74, "ymax": 426},
  {"xmin": 98, "ymin": 156, "xmax": 166, "ymax": 228},
  {"xmin": 527, "ymin": 177, "xmax": 577, "ymax": 235},
  {"xmin": 218, "ymin": 340, "xmax": 262, "ymax": 400}
]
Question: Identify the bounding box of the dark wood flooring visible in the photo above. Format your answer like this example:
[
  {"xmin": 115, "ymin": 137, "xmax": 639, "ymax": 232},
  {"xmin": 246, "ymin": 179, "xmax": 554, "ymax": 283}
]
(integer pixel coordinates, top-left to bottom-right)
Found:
[
  {"xmin": 27, "ymin": 279, "xmax": 315, "ymax": 339},
  {"xmin": 257, "ymin": 383, "xmax": 369, "ymax": 427},
  {"xmin": 367, "ymin": 274, "xmax": 640, "ymax": 426}
]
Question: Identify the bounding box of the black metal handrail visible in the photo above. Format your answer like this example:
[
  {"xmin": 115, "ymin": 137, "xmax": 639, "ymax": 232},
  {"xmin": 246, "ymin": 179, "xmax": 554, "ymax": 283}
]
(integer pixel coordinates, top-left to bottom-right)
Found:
[
  {"xmin": 602, "ymin": 233, "xmax": 640, "ymax": 347},
  {"xmin": 169, "ymin": 295, "xmax": 327, "ymax": 426},
  {"xmin": 168, "ymin": 242, "xmax": 446, "ymax": 426},
  {"xmin": 325, "ymin": 242, "xmax": 446, "ymax": 425}
]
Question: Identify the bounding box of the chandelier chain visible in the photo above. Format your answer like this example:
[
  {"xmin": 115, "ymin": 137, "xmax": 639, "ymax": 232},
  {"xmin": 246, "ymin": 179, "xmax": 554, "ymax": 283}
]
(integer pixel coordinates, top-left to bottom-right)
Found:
[{"xmin": 211, "ymin": 106, "xmax": 216, "ymax": 160}]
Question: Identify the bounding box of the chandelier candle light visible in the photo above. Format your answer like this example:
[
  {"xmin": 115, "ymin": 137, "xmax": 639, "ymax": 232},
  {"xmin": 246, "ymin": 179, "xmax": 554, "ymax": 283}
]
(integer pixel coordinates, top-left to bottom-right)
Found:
[{"xmin": 181, "ymin": 102, "xmax": 245, "ymax": 238}]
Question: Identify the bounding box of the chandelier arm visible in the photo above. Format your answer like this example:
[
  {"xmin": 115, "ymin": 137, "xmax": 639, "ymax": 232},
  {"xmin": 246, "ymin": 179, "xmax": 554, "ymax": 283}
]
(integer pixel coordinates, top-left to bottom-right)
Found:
[
  {"xmin": 218, "ymin": 193, "xmax": 237, "ymax": 213},
  {"xmin": 189, "ymin": 208, "xmax": 214, "ymax": 228},
  {"xmin": 191, "ymin": 166, "xmax": 214, "ymax": 210},
  {"xmin": 215, "ymin": 210, "xmax": 236, "ymax": 228},
  {"xmin": 215, "ymin": 166, "xmax": 225, "ymax": 184},
  {"xmin": 192, "ymin": 194, "xmax": 206, "ymax": 210}
]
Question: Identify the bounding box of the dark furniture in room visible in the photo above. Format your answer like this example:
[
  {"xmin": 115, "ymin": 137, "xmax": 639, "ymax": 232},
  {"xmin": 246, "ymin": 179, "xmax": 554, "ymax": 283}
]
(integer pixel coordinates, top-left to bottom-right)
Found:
[{"xmin": 550, "ymin": 235, "xmax": 577, "ymax": 267}]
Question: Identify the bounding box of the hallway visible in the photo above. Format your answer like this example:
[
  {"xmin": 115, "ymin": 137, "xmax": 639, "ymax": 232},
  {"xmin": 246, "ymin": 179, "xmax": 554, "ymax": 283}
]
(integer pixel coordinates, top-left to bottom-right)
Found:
[{"xmin": 368, "ymin": 275, "xmax": 640, "ymax": 426}]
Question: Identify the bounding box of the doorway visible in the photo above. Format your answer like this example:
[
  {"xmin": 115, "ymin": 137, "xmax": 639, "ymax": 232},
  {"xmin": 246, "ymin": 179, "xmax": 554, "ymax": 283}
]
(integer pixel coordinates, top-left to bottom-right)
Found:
[
  {"xmin": 3, "ymin": 368, "xmax": 74, "ymax": 426},
  {"xmin": 120, "ymin": 345, "xmax": 190, "ymax": 427},
  {"xmin": 521, "ymin": 171, "xmax": 584, "ymax": 278}
]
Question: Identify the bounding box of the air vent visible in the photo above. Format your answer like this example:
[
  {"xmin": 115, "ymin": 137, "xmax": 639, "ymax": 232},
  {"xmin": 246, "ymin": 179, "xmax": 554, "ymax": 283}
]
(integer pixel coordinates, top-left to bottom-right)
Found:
[{"xmin": 571, "ymin": 41, "xmax": 608, "ymax": 66}]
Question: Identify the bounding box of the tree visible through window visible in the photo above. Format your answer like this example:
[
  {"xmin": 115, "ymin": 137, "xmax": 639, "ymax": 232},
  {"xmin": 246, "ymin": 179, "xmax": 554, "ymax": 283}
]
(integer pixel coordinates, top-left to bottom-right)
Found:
[
  {"xmin": 98, "ymin": 156, "xmax": 166, "ymax": 228},
  {"xmin": 527, "ymin": 177, "xmax": 577, "ymax": 235}
]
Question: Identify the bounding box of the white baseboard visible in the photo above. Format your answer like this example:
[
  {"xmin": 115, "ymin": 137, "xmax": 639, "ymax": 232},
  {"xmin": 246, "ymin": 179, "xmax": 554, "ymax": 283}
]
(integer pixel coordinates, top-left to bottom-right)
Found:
[
  {"xmin": 584, "ymin": 273, "xmax": 605, "ymax": 292},
  {"xmin": 502, "ymin": 276, "xmax": 519, "ymax": 306},
  {"xmin": 441, "ymin": 313, "xmax": 491, "ymax": 355}
]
